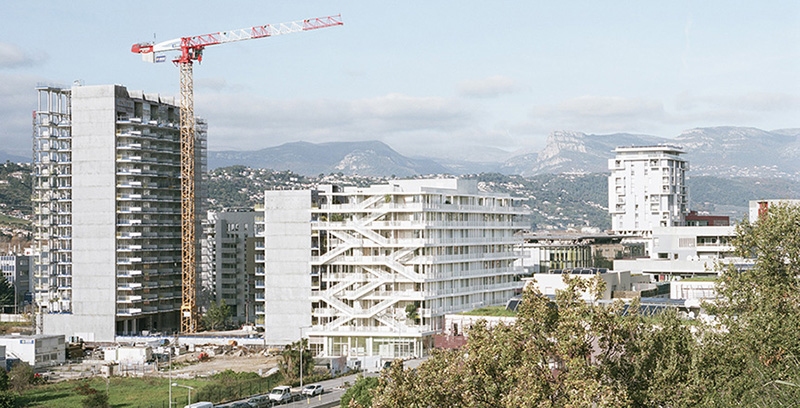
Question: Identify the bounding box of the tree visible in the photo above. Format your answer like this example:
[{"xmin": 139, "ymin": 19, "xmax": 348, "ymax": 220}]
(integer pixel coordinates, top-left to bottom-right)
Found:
[
  {"xmin": 0, "ymin": 368, "xmax": 8, "ymax": 391},
  {"xmin": 340, "ymin": 374, "xmax": 379, "ymax": 408},
  {"xmin": 278, "ymin": 338, "xmax": 313, "ymax": 385},
  {"xmin": 75, "ymin": 381, "xmax": 109, "ymax": 408},
  {"xmin": 697, "ymin": 203, "xmax": 800, "ymax": 405},
  {"xmin": 404, "ymin": 303, "xmax": 419, "ymax": 324},
  {"xmin": 0, "ymin": 392, "xmax": 16, "ymax": 408},
  {"xmin": 370, "ymin": 204, "xmax": 800, "ymax": 407},
  {"xmin": 8, "ymin": 362, "xmax": 34, "ymax": 392},
  {"xmin": 0, "ymin": 277, "xmax": 14, "ymax": 312},
  {"xmin": 202, "ymin": 300, "xmax": 231, "ymax": 331},
  {"xmin": 373, "ymin": 276, "xmax": 699, "ymax": 408}
]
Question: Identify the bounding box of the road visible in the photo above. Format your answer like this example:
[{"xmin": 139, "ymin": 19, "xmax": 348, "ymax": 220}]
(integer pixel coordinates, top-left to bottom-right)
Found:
[{"xmin": 225, "ymin": 357, "xmax": 426, "ymax": 408}]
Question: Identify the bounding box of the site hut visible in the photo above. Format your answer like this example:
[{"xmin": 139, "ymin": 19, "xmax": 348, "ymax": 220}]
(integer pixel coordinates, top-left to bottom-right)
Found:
[{"xmin": 0, "ymin": 334, "xmax": 65, "ymax": 369}]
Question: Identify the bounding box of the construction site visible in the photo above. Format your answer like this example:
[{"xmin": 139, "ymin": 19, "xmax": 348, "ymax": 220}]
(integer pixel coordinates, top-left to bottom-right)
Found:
[{"xmin": 31, "ymin": 16, "xmax": 344, "ymax": 342}]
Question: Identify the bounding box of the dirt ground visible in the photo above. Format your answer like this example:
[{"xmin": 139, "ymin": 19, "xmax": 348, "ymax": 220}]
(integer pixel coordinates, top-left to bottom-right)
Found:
[{"xmin": 168, "ymin": 351, "xmax": 282, "ymax": 378}]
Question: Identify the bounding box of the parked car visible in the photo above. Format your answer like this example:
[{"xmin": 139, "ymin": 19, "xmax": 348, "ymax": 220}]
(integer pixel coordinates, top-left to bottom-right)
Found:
[
  {"xmin": 301, "ymin": 384, "xmax": 324, "ymax": 396},
  {"xmin": 268, "ymin": 386, "xmax": 295, "ymax": 404},
  {"xmin": 247, "ymin": 394, "xmax": 272, "ymax": 407}
]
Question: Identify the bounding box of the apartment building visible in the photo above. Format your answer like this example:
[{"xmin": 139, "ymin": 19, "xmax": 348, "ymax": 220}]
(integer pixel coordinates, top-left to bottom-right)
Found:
[
  {"xmin": 202, "ymin": 210, "xmax": 258, "ymax": 325},
  {"xmin": 608, "ymin": 145, "xmax": 689, "ymax": 237},
  {"xmin": 32, "ymin": 84, "xmax": 206, "ymax": 341},
  {"xmin": 257, "ymin": 179, "xmax": 528, "ymax": 359},
  {"xmin": 0, "ymin": 252, "xmax": 30, "ymax": 311}
]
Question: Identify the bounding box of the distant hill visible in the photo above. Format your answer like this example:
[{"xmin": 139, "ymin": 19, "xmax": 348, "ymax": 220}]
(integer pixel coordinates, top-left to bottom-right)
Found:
[
  {"xmin": 0, "ymin": 151, "xmax": 29, "ymax": 164},
  {"xmin": 207, "ymin": 126, "xmax": 800, "ymax": 180},
  {"xmin": 676, "ymin": 127, "xmax": 800, "ymax": 178},
  {"xmin": 500, "ymin": 127, "xmax": 800, "ymax": 179},
  {"xmin": 500, "ymin": 131, "xmax": 666, "ymax": 175},
  {"xmin": 208, "ymin": 140, "xmax": 450, "ymax": 177},
  {"xmin": 203, "ymin": 167, "xmax": 800, "ymax": 230}
]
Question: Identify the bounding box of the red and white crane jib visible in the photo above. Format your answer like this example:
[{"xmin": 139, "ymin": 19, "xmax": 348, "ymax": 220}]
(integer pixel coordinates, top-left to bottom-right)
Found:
[{"xmin": 131, "ymin": 14, "xmax": 343, "ymax": 64}]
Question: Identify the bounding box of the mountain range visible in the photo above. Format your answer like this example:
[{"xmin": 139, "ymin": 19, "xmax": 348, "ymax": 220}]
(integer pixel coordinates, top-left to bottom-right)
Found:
[{"xmin": 206, "ymin": 126, "xmax": 800, "ymax": 179}]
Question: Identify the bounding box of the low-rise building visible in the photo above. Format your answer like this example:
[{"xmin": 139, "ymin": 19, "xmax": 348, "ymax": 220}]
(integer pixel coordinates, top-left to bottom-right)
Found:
[
  {"xmin": 526, "ymin": 269, "xmax": 643, "ymax": 301},
  {"xmin": 0, "ymin": 334, "xmax": 65, "ymax": 368},
  {"xmin": 519, "ymin": 231, "xmax": 645, "ymax": 274},
  {"xmin": 613, "ymin": 225, "xmax": 743, "ymax": 280}
]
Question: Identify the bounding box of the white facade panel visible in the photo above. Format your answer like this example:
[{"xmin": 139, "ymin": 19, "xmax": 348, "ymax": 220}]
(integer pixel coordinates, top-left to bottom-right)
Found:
[{"xmin": 263, "ymin": 191, "xmax": 312, "ymax": 345}]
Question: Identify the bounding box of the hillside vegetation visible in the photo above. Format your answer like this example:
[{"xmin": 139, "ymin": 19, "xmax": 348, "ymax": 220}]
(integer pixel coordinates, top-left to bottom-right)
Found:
[{"xmin": 3, "ymin": 164, "xmax": 800, "ymax": 233}]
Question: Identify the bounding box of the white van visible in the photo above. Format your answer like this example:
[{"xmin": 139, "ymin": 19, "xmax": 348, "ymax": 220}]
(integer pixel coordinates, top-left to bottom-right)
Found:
[
  {"xmin": 268, "ymin": 385, "xmax": 295, "ymax": 403},
  {"xmin": 184, "ymin": 402, "xmax": 214, "ymax": 408}
]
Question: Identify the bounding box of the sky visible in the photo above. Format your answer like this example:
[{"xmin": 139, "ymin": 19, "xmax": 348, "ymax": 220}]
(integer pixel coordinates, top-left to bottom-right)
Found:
[{"xmin": 0, "ymin": 1, "xmax": 798, "ymax": 160}]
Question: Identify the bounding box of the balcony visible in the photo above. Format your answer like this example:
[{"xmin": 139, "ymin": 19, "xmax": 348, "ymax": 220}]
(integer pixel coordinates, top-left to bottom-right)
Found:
[
  {"xmin": 117, "ymin": 295, "xmax": 142, "ymax": 303},
  {"xmin": 117, "ymin": 270, "xmax": 142, "ymax": 278},
  {"xmin": 118, "ymin": 283, "xmax": 143, "ymax": 291},
  {"xmin": 117, "ymin": 308, "xmax": 143, "ymax": 316}
]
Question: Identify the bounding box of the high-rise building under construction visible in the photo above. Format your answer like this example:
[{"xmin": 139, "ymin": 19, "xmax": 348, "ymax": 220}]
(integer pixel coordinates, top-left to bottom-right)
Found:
[{"xmin": 32, "ymin": 84, "xmax": 206, "ymax": 341}]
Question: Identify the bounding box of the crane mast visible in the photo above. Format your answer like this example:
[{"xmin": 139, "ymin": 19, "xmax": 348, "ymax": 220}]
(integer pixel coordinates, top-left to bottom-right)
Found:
[{"xmin": 132, "ymin": 15, "xmax": 343, "ymax": 333}]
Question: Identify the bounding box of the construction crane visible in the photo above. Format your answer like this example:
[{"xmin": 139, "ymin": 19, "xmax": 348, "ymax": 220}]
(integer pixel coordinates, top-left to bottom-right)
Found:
[{"xmin": 131, "ymin": 15, "xmax": 343, "ymax": 333}]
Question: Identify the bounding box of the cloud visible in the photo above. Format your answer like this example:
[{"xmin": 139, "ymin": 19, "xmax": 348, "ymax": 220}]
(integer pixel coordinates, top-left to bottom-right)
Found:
[
  {"xmin": 196, "ymin": 92, "xmax": 475, "ymax": 151},
  {"xmin": 676, "ymin": 91, "xmax": 800, "ymax": 113},
  {"xmin": 0, "ymin": 73, "xmax": 42, "ymax": 156},
  {"xmin": 529, "ymin": 96, "xmax": 666, "ymax": 133},
  {"xmin": 458, "ymin": 75, "xmax": 520, "ymax": 98},
  {"xmin": 0, "ymin": 42, "xmax": 47, "ymax": 68},
  {"xmin": 551, "ymin": 96, "xmax": 665, "ymax": 118}
]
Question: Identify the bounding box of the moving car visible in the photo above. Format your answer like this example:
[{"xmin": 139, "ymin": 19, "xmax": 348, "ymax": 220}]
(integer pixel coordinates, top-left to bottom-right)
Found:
[{"xmin": 301, "ymin": 384, "xmax": 324, "ymax": 396}]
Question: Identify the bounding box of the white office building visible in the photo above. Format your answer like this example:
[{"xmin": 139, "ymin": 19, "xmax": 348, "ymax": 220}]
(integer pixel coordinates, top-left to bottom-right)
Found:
[
  {"xmin": 608, "ymin": 145, "xmax": 689, "ymax": 237},
  {"xmin": 257, "ymin": 179, "xmax": 528, "ymax": 358},
  {"xmin": 32, "ymin": 84, "xmax": 206, "ymax": 341},
  {"xmin": 613, "ymin": 225, "xmax": 742, "ymax": 279}
]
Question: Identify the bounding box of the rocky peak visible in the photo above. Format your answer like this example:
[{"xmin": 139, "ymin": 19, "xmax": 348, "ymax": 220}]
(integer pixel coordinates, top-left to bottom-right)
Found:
[{"xmin": 538, "ymin": 131, "xmax": 588, "ymax": 161}]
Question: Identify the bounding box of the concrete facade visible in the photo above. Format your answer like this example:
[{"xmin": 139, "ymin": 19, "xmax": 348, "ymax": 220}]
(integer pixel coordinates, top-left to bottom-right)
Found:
[
  {"xmin": 32, "ymin": 84, "xmax": 206, "ymax": 341},
  {"xmin": 260, "ymin": 191, "xmax": 313, "ymax": 345},
  {"xmin": 202, "ymin": 210, "xmax": 257, "ymax": 325},
  {"xmin": 257, "ymin": 179, "xmax": 528, "ymax": 359},
  {"xmin": 608, "ymin": 145, "xmax": 688, "ymax": 237},
  {"xmin": 0, "ymin": 254, "xmax": 30, "ymax": 311}
]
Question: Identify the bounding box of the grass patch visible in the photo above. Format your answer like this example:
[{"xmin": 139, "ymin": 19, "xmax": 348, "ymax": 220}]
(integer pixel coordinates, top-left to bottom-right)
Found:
[
  {"xmin": 19, "ymin": 372, "xmax": 282, "ymax": 407},
  {"xmin": 460, "ymin": 306, "xmax": 516, "ymax": 317},
  {"xmin": 0, "ymin": 213, "xmax": 29, "ymax": 227}
]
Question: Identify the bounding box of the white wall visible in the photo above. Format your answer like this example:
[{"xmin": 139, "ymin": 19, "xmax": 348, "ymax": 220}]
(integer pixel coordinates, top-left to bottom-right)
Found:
[
  {"xmin": 263, "ymin": 191, "xmax": 312, "ymax": 345},
  {"xmin": 69, "ymin": 85, "xmax": 118, "ymax": 340},
  {"xmin": 526, "ymin": 271, "xmax": 631, "ymax": 301}
]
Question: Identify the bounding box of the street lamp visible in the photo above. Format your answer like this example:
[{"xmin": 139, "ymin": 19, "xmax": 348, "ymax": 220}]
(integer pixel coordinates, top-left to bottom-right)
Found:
[
  {"xmin": 299, "ymin": 325, "xmax": 311, "ymax": 389},
  {"xmin": 172, "ymin": 383, "xmax": 195, "ymax": 406}
]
